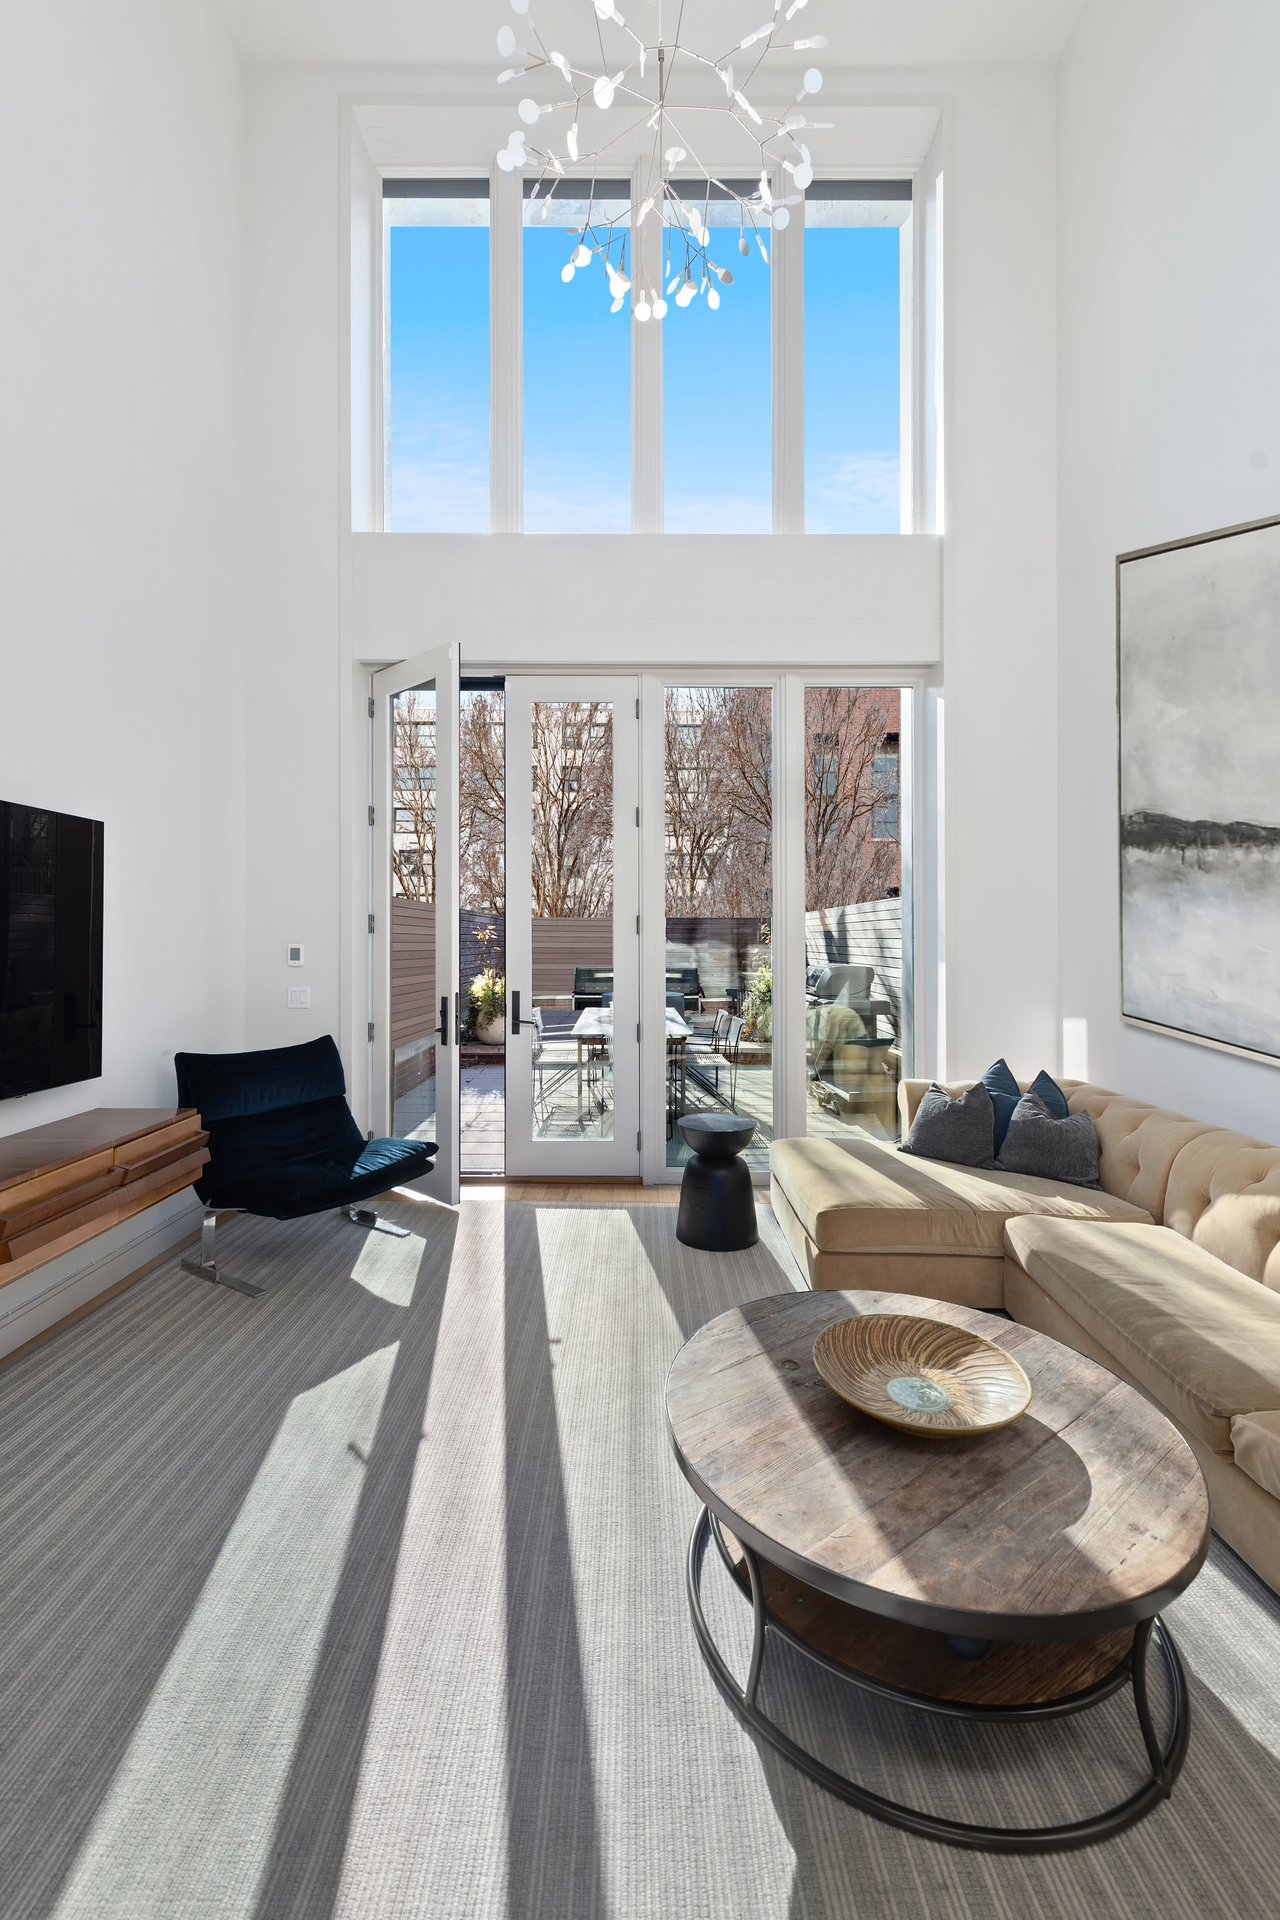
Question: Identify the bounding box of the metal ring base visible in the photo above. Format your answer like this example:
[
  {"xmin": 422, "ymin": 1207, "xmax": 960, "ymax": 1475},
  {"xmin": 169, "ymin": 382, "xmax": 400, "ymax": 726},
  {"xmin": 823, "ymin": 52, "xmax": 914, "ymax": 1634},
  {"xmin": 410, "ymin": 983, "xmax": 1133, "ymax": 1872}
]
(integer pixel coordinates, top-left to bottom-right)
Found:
[{"xmin": 686, "ymin": 1506, "xmax": 1190, "ymax": 1854}]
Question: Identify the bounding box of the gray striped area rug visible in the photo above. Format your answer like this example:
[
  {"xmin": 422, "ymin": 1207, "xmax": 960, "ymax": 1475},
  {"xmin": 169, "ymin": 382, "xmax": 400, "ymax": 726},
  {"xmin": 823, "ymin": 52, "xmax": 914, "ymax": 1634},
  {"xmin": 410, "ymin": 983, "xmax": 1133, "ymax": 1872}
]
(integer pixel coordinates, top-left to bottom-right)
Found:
[{"xmin": 0, "ymin": 1190, "xmax": 1277, "ymax": 1919}]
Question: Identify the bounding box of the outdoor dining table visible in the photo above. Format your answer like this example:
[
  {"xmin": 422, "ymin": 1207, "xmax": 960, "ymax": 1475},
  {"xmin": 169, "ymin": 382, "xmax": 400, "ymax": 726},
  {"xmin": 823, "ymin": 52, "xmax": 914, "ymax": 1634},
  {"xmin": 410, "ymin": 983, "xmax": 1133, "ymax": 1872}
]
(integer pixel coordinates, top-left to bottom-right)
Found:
[{"xmin": 570, "ymin": 1005, "xmax": 694, "ymax": 1116}]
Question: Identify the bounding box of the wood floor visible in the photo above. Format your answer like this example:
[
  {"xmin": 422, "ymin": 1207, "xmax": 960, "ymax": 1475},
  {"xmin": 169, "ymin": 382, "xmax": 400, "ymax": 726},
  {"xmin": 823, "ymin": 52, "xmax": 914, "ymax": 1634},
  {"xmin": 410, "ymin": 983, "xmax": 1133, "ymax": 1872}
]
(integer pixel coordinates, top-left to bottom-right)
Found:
[{"xmin": 468, "ymin": 1180, "xmax": 682, "ymax": 1205}]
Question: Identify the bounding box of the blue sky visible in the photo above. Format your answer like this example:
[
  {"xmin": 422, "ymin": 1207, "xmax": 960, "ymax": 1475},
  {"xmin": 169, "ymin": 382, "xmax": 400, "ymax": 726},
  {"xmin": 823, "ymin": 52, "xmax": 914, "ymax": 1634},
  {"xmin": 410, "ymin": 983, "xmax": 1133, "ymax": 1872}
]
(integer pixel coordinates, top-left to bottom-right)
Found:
[{"xmin": 388, "ymin": 215, "xmax": 901, "ymax": 534}]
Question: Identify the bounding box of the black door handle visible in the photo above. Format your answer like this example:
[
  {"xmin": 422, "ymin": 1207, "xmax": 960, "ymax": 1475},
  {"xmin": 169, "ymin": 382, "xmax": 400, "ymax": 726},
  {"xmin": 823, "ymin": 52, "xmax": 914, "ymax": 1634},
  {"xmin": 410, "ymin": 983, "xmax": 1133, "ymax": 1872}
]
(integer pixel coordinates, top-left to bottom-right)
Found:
[
  {"xmin": 435, "ymin": 996, "xmax": 450, "ymax": 1047},
  {"xmin": 511, "ymin": 989, "xmax": 537, "ymax": 1035}
]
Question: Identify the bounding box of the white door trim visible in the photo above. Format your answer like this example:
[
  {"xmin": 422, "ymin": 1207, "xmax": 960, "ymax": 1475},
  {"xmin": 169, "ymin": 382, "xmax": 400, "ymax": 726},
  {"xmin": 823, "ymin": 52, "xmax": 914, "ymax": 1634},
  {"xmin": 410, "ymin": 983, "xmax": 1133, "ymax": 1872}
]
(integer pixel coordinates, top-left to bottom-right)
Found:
[{"xmin": 371, "ymin": 643, "xmax": 461, "ymax": 1204}]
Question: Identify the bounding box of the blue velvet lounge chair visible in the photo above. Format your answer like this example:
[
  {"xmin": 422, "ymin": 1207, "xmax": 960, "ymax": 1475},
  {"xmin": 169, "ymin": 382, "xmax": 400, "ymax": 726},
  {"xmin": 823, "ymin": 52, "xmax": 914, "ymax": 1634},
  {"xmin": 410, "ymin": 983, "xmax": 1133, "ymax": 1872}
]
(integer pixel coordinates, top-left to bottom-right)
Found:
[{"xmin": 173, "ymin": 1034, "xmax": 436, "ymax": 1296}]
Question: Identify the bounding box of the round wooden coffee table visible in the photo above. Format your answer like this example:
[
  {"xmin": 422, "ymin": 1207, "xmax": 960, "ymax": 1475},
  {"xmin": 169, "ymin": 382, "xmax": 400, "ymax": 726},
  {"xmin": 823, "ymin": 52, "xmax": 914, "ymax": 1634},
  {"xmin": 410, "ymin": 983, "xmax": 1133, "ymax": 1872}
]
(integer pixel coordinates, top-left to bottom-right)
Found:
[{"xmin": 666, "ymin": 1290, "xmax": 1210, "ymax": 1853}]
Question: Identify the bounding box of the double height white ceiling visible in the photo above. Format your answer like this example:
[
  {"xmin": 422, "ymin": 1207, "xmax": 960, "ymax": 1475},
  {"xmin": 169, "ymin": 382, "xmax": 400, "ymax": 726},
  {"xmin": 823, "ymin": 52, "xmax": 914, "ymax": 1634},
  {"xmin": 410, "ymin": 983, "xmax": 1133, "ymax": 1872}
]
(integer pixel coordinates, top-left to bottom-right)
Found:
[{"xmin": 215, "ymin": 1, "xmax": 1091, "ymax": 70}]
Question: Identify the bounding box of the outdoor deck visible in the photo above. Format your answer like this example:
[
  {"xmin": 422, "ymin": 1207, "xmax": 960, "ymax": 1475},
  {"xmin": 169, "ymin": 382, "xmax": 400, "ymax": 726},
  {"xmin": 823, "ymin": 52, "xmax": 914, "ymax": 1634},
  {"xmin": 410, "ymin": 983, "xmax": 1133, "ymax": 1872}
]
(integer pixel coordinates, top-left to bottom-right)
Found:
[{"xmin": 396, "ymin": 1042, "xmax": 895, "ymax": 1180}]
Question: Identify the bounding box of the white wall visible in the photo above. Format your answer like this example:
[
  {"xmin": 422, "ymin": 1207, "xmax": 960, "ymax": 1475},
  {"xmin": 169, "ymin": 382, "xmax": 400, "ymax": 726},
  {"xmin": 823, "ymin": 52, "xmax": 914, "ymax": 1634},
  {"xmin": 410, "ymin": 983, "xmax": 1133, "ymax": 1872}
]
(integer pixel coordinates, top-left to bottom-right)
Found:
[
  {"xmin": 1057, "ymin": 0, "xmax": 1280, "ymax": 1139},
  {"xmin": 242, "ymin": 63, "xmax": 1061, "ymax": 1101},
  {"xmin": 0, "ymin": 0, "xmax": 247, "ymax": 1347}
]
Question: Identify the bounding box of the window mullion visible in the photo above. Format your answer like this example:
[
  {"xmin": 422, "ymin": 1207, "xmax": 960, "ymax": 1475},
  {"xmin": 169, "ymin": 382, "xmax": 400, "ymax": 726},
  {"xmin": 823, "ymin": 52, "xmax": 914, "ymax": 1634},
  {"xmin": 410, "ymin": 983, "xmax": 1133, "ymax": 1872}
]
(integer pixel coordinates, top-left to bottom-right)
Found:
[
  {"xmin": 491, "ymin": 165, "xmax": 522, "ymax": 533},
  {"xmin": 632, "ymin": 162, "xmax": 663, "ymax": 533},
  {"xmin": 774, "ymin": 173, "xmax": 804, "ymax": 534}
]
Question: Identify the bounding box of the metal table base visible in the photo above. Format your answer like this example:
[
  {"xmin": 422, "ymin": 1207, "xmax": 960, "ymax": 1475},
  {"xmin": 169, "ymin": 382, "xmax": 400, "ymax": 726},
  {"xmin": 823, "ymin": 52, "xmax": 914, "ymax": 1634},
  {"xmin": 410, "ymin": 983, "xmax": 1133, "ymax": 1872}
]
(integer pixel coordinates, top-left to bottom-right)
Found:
[{"xmin": 686, "ymin": 1506, "xmax": 1190, "ymax": 1855}]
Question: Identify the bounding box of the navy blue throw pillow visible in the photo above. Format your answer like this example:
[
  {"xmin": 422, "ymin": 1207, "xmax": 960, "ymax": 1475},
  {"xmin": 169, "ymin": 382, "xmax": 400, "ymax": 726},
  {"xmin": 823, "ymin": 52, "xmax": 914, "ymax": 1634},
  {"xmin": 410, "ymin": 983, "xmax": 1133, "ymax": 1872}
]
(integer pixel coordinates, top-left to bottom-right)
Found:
[
  {"xmin": 1028, "ymin": 1068, "xmax": 1070, "ymax": 1119},
  {"xmin": 981, "ymin": 1058, "xmax": 1021, "ymax": 1152}
]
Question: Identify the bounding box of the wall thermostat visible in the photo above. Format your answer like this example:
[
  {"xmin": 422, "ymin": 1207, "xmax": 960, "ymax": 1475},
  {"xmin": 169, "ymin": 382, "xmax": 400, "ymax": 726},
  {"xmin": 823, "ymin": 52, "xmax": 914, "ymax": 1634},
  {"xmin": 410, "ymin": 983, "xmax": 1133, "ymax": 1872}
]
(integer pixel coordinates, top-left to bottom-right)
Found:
[{"xmin": 287, "ymin": 943, "xmax": 304, "ymax": 966}]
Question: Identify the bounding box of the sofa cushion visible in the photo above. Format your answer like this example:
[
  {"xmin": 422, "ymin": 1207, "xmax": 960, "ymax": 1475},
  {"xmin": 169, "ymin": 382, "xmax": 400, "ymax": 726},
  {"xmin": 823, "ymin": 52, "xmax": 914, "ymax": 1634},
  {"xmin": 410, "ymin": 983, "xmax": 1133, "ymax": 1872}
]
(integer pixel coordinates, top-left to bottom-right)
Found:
[
  {"xmin": 769, "ymin": 1135, "xmax": 1153, "ymax": 1259},
  {"xmin": 1231, "ymin": 1412, "xmax": 1280, "ymax": 1502},
  {"xmin": 1162, "ymin": 1128, "xmax": 1280, "ymax": 1290},
  {"xmin": 1004, "ymin": 1217, "xmax": 1280, "ymax": 1453},
  {"xmin": 218, "ymin": 1135, "xmax": 436, "ymax": 1219}
]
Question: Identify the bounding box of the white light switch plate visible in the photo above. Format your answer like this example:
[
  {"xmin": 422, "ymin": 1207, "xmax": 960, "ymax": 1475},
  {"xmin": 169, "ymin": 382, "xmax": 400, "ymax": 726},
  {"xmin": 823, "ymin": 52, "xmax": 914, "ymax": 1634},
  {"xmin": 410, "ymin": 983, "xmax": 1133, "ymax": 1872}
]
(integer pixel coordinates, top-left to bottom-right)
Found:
[{"xmin": 287, "ymin": 986, "xmax": 311, "ymax": 1009}]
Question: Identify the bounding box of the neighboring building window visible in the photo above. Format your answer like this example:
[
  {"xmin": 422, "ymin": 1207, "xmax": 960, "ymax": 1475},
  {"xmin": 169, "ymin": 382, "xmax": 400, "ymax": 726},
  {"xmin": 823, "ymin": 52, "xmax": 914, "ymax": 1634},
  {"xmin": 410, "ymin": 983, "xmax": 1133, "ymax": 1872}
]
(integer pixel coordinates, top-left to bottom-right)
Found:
[
  {"xmin": 872, "ymin": 732, "xmax": 900, "ymax": 840},
  {"xmin": 385, "ymin": 180, "xmax": 491, "ymax": 531},
  {"xmin": 813, "ymin": 731, "xmax": 839, "ymax": 798},
  {"xmin": 805, "ymin": 182, "xmax": 910, "ymax": 534},
  {"xmin": 524, "ymin": 182, "xmax": 631, "ymax": 532},
  {"xmin": 664, "ymin": 184, "xmax": 772, "ymax": 534}
]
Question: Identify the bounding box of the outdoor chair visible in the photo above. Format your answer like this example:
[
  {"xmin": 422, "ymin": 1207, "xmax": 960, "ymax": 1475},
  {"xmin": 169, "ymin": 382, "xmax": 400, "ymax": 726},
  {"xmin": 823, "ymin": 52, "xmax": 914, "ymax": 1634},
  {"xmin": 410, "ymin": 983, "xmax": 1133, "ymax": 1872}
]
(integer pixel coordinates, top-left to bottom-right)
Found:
[
  {"xmin": 173, "ymin": 1034, "xmax": 436, "ymax": 1297},
  {"xmin": 686, "ymin": 1009, "xmax": 729, "ymax": 1099},
  {"xmin": 531, "ymin": 1007, "xmax": 579, "ymax": 1128}
]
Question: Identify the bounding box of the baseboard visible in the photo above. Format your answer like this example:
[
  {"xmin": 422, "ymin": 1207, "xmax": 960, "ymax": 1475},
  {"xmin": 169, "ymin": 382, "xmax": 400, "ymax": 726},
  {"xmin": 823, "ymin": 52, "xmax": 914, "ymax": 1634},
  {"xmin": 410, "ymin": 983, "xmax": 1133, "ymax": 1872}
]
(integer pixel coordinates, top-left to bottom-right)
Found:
[{"xmin": 0, "ymin": 1191, "xmax": 202, "ymax": 1364}]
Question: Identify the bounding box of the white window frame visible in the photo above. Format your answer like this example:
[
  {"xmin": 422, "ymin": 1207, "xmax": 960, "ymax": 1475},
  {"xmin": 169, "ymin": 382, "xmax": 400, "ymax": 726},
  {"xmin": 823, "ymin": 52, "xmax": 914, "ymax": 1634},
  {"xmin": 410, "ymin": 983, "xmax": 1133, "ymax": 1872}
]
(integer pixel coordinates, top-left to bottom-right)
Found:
[{"xmin": 379, "ymin": 167, "xmax": 920, "ymax": 536}]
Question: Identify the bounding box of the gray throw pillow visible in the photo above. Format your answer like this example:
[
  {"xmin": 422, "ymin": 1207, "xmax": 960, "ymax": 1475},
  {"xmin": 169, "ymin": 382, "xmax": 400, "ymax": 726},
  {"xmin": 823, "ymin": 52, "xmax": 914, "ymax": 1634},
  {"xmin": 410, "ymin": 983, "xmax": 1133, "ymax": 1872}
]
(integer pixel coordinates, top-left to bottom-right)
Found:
[
  {"xmin": 900, "ymin": 1082, "xmax": 997, "ymax": 1168},
  {"xmin": 997, "ymin": 1093, "xmax": 1101, "ymax": 1188}
]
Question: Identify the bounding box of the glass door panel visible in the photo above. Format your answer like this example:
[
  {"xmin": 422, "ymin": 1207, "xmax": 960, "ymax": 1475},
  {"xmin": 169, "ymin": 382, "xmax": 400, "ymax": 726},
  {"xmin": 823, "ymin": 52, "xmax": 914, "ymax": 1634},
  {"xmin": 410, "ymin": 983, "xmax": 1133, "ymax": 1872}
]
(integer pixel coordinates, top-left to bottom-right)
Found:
[
  {"xmin": 663, "ymin": 685, "xmax": 774, "ymax": 1175},
  {"xmin": 371, "ymin": 645, "xmax": 461, "ymax": 1203},
  {"xmin": 505, "ymin": 679, "xmax": 639, "ymax": 1177},
  {"xmin": 802, "ymin": 686, "xmax": 906, "ymax": 1144}
]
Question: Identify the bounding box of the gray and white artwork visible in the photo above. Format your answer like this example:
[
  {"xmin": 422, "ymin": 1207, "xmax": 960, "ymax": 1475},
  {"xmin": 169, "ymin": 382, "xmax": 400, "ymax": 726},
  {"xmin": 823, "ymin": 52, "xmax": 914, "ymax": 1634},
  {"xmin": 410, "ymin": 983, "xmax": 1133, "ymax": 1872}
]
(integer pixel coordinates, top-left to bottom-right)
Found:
[{"xmin": 1119, "ymin": 516, "xmax": 1280, "ymax": 1061}]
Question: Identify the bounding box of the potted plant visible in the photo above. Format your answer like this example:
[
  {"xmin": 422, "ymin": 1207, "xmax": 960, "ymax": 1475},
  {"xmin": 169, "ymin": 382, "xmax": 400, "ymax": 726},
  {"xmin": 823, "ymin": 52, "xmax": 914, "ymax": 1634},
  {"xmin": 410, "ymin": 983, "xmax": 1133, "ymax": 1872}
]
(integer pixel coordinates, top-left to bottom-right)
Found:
[
  {"xmin": 742, "ymin": 963, "xmax": 773, "ymax": 1042},
  {"xmin": 468, "ymin": 968, "xmax": 507, "ymax": 1046}
]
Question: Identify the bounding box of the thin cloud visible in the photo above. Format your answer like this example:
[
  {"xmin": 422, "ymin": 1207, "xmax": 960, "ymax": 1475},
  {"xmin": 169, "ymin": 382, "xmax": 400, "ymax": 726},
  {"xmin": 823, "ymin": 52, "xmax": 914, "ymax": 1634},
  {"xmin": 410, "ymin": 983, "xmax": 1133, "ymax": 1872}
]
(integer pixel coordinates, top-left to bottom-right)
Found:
[{"xmin": 807, "ymin": 451, "xmax": 901, "ymax": 534}]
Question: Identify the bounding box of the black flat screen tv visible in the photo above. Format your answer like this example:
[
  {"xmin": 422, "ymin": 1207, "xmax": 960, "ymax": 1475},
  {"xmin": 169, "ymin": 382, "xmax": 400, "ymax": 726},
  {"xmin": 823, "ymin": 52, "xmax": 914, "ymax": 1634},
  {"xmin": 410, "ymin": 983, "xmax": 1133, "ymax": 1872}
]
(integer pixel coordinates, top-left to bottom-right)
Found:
[{"xmin": 0, "ymin": 801, "xmax": 104, "ymax": 1099}]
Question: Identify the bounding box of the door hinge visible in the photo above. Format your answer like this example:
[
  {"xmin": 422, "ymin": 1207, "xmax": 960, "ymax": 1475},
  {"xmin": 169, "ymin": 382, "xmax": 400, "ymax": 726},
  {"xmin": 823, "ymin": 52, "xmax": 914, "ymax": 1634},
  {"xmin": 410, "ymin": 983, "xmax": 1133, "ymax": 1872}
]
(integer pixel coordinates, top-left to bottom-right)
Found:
[
  {"xmin": 368, "ymin": 804, "xmax": 376, "ymax": 826},
  {"xmin": 637, "ymin": 1130, "xmax": 642, "ymax": 1152},
  {"xmin": 636, "ymin": 914, "xmax": 640, "ymax": 936},
  {"xmin": 368, "ymin": 1020, "xmax": 375, "ymax": 1042},
  {"xmin": 368, "ymin": 695, "xmax": 375, "ymax": 719},
  {"xmin": 635, "ymin": 806, "xmax": 640, "ymax": 828},
  {"xmin": 635, "ymin": 697, "xmax": 640, "ymax": 719},
  {"xmin": 368, "ymin": 913, "xmax": 375, "ymax": 934},
  {"xmin": 636, "ymin": 1023, "xmax": 641, "ymax": 1044}
]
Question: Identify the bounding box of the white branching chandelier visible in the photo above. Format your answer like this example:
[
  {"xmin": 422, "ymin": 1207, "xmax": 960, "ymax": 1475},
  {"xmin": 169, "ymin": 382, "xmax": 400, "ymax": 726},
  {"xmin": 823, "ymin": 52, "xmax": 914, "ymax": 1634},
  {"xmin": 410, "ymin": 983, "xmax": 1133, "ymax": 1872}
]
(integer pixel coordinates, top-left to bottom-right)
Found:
[{"xmin": 496, "ymin": 1, "xmax": 829, "ymax": 319}]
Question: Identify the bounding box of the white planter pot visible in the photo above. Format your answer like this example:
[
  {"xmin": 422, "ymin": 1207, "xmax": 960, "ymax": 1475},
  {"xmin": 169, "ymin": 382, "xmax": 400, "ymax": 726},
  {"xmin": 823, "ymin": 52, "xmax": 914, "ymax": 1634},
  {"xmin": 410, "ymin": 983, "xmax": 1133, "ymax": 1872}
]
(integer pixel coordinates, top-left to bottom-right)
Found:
[{"xmin": 476, "ymin": 1014, "xmax": 506, "ymax": 1046}]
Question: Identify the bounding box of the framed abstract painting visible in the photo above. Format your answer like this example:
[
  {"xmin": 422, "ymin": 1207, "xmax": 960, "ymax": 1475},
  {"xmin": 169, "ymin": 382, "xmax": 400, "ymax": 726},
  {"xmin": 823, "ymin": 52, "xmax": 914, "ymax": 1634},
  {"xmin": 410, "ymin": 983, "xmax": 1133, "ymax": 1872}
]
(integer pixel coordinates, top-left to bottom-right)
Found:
[{"xmin": 1118, "ymin": 513, "xmax": 1280, "ymax": 1063}]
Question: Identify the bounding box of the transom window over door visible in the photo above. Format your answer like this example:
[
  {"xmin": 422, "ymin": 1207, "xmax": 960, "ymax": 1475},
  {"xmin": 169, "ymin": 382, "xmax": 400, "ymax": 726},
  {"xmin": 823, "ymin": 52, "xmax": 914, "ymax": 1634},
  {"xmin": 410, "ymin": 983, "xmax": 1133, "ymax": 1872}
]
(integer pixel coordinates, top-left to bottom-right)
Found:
[{"xmin": 379, "ymin": 174, "xmax": 915, "ymax": 534}]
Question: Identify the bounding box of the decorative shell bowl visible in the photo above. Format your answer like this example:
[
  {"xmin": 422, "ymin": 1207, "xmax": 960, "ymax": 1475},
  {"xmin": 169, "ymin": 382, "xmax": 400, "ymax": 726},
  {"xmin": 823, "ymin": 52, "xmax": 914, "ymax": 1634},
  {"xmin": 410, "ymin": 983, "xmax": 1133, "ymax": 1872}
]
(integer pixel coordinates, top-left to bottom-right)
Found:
[{"xmin": 813, "ymin": 1314, "xmax": 1032, "ymax": 1438}]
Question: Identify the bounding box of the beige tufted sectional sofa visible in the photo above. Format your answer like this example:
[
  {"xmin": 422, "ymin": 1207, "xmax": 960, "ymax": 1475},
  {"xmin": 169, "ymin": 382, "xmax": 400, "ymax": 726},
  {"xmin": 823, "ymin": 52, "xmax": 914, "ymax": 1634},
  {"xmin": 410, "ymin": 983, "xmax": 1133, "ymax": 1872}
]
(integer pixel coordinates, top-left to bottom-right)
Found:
[{"xmin": 770, "ymin": 1079, "xmax": 1280, "ymax": 1594}]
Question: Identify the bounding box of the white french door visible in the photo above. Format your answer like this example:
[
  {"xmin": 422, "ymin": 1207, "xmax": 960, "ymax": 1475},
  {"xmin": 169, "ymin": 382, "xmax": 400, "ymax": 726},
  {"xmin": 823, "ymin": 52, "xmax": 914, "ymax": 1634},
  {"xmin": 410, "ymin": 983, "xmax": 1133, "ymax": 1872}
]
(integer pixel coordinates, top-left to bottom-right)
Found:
[
  {"xmin": 371, "ymin": 644, "xmax": 462, "ymax": 1204},
  {"xmin": 504, "ymin": 676, "xmax": 640, "ymax": 1177}
]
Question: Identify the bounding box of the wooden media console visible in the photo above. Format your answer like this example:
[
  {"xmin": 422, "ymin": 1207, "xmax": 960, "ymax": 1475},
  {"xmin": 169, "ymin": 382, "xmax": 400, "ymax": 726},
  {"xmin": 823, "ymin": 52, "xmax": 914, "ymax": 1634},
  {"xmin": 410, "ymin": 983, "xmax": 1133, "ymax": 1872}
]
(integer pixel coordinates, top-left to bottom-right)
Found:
[{"xmin": 0, "ymin": 1109, "xmax": 209, "ymax": 1287}]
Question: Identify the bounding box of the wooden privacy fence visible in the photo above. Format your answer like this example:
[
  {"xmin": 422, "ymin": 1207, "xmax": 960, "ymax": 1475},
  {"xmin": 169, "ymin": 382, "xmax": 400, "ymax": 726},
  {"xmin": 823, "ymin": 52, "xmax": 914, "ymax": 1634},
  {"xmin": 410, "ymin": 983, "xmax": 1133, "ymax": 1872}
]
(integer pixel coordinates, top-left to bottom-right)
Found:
[
  {"xmin": 532, "ymin": 917, "xmax": 612, "ymax": 1002},
  {"xmin": 391, "ymin": 900, "xmax": 903, "ymax": 1060},
  {"xmin": 805, "ymin": 899, "xmax": 903, "ymax": 1028}
]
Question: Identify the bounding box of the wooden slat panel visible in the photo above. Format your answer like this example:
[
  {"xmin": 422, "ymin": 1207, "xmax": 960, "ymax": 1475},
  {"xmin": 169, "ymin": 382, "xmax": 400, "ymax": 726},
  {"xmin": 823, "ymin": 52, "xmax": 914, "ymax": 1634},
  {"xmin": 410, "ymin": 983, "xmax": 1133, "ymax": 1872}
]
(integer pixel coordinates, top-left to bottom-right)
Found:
[
  {"xmin": 0, "ymin": 1168, "xmax": 127, "ymax": 1240},
  {"xmin": 113, "ymin": 1115, "xmax": 205, "ymax": 1172},
  {"xmin": 2, "ymin": 1187, "xmax": 134, "ymax": 1262},
  {"xmin": 532, "ymin": 918, "xmax": 614, "ymax": 1001},
  {"xmin": 0, "ymin": 1149, "xmax": 118, "ymax": 1216},
  {"xmin": 392, "ymin": 899, "xmax": 436, "ymax": 1052},
  {"xmin": 117, "ymin": 1131, "xmax": 210, "ymax": 1185}
]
